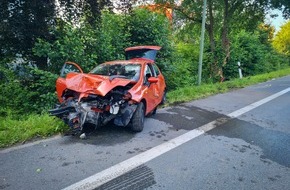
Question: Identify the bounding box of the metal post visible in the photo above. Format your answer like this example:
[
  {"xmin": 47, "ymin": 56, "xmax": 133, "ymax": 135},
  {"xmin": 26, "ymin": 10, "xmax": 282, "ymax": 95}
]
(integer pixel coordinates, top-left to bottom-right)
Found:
[{"xmin": 198, "ymin": 0, "xmax": 207, "ymax": 85}]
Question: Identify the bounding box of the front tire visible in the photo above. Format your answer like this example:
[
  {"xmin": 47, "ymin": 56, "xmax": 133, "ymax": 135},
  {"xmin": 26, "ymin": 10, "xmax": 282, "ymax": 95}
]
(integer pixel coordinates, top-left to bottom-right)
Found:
[{"xmin": 130, "ymin": 102, "xmax": 145, "ymax": 132}]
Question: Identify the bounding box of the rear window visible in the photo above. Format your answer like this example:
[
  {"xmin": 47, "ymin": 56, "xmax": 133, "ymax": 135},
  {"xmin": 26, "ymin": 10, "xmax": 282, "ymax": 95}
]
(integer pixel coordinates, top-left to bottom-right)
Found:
[{"xmin": 125, "ymin": 49, "xmax": 158, "ymax": 61}]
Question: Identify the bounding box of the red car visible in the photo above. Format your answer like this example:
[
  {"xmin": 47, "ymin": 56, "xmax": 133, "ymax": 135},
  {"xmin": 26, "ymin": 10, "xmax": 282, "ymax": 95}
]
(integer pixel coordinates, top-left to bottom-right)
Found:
[{"xmin": 49, "ymin": 46, "xmax": 166, "ymax": 136}]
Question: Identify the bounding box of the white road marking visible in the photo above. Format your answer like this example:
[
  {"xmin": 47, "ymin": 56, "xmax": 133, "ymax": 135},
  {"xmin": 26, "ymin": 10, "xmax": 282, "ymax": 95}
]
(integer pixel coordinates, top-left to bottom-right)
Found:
[
  {"xmin": 63, "ymin": 87, "xmax": 290, "ymax": 190},
  {"xmin": 228, "ymin": 87, "xmax": 290, "ymax": 118}
]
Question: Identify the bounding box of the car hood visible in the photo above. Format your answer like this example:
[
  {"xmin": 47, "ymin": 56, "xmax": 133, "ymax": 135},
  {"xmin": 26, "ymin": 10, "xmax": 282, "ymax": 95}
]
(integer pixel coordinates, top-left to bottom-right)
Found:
[{"xmin": 65, "ymin": 73, "xmax": 132, "ymax": 97}]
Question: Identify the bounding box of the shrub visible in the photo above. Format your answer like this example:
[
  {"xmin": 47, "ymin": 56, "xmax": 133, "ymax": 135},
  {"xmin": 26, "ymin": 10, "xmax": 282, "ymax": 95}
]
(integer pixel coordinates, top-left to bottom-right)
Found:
[{"xmin": 224, "ymin": 30, "xmax": 287, "ymax": 79}]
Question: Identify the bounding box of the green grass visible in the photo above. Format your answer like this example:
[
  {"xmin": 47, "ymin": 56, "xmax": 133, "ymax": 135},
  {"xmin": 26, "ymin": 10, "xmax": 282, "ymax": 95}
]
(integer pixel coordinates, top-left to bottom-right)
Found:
[
  {"xmin": 1, "ymin": 67, "xmax": 289, "ymax": 148},
  {"xmin": 167, "ymin": 68, "xmax": 290, "ymax": 105},
  {"xmin": 0, "ymin": 113, "xmax": 68, "ymax": 148}
]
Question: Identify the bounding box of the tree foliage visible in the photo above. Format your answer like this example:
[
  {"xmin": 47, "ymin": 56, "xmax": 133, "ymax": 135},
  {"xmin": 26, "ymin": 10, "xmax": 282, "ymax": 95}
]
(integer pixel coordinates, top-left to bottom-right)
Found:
[
  {"xmin": 33, "ymin": 22, "xmax": 100, "ymax": 73},
  {"xmin": 269, "ymin": 0, "xmax": 290, "ymax": 19},
  {"xmin": 0, "ymin": 0, "xmax": 55, "ymax": 64},
  {"xmin": 272, "ymin": 21, "xmax": 290, "ymax": 56},
  {"xmin": 33, "ymin": 8, "xmax": 172, "ymax": 73},
  {"xmin": 56, "ymin": 0, "xmax": 113, "ymax": 26}
]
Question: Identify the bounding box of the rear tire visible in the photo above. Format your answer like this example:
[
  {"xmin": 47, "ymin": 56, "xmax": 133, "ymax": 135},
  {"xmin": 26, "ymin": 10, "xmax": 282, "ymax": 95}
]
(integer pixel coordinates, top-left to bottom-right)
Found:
[
  {"xmin": 130, "ymin": 102, "xmax": 145, "ymax": 132},
  {"xmin": 160, "ymin": 90, "xmax": 166, "ymax": 105}
]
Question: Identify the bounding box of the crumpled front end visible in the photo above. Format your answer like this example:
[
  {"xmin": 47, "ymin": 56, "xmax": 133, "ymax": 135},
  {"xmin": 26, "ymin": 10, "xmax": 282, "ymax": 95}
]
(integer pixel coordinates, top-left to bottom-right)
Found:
[{"xmin": 49, "ymin": 86, "xmax": 138, "ymax": 133}]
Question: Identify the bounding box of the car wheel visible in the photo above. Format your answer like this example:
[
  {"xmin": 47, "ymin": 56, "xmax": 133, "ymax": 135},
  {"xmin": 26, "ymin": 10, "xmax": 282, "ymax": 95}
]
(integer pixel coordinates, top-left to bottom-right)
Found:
[
  {"xmin": 130, "ymin": 102, "xmax": 145, "ymax": 132},
  {"xmin": 152, "ymin": 107, "xmax": 157, "ymax": 115},
  {"xmin": 160, "ymin": 90, "xmax": 166, "ymax": 105}
]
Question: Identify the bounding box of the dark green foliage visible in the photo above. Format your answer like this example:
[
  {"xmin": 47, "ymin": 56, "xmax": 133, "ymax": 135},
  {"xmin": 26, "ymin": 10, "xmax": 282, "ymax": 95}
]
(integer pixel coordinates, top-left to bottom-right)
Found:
[
  {"xmin": 96, "ymin": 11, "xmax": 130, "ymax": 63},
  {"xmin": 33, "ymin": 8, "xmax": 173, "ymax": 75},
  {"xmin": 0, "ymin": 0, "xmax": 55, "ymax": 66},
  {"xmin": 224, "ymin": 30, "xmax": 288, "ymax": 79},
  {"xmin": 0, "ymin": 64, "xmax": 26, "ymax": 116},
  {"xmin": 33, "ymin": 22, "xmax": 100, "ymax": 73},
  {"xmin": 25, "ymin": 68, "xmax": 59, "ymax": 112},
  {"xmin": 57, "ymin": 0, "xmax": 113, "ymax": 26},
  {"xmin": 0, "ymin": 64, "xmax": 58, "ymax": 116},
  {"xmin": 165, "ymin": 43, "xmax": 199, "ymax": 89}
]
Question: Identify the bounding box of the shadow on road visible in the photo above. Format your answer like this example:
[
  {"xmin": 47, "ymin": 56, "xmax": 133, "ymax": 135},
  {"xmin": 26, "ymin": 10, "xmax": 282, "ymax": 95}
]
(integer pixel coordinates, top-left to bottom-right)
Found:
[{"xmin": 60, "ymin": 123, "xmax": 136, "ymax": 146}]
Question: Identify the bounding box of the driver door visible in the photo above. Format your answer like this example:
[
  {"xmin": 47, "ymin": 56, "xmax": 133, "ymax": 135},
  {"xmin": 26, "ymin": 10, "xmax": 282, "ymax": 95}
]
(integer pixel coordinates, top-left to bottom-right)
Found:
[{"xmin": 56, "ymin": 62, "xmax": 83, "ymax": 102}]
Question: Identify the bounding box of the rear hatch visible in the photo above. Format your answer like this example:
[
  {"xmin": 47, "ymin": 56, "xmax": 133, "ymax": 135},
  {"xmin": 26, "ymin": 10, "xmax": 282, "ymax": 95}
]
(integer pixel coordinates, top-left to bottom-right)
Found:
[{"xmin": 125, "ymin": 46, "xmax": 161, "ymax": 61}]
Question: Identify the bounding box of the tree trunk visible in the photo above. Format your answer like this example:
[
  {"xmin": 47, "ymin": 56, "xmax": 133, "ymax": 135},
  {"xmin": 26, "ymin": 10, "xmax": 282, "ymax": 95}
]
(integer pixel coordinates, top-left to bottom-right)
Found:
[
  {"xmin": 220, "ymin": 0, "xmax": 231, "ymax": 82},
  {"xmin": 207, "ymin": 0, "xmax": 219, "ymax": 80}
]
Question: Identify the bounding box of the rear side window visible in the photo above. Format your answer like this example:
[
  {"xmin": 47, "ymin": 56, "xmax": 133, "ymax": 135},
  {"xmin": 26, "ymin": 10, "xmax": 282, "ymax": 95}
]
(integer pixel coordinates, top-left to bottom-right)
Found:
[{"xmin": 152, "ymin": 63, "xmax": 160, "ymax": 76}]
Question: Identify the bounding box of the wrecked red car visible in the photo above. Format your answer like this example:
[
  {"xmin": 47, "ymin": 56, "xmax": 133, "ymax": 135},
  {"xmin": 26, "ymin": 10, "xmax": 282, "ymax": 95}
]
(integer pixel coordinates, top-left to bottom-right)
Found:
[{"xmin": 49, "ymin": 46, "xmax": 166, "ymax": 136}]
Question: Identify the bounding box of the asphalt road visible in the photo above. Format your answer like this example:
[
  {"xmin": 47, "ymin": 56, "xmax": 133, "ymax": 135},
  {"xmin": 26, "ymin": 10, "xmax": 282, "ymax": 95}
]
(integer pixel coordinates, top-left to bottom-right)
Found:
[{"xmin": 1, "ymin": 76, "xmax": 290, "ymax": 190}]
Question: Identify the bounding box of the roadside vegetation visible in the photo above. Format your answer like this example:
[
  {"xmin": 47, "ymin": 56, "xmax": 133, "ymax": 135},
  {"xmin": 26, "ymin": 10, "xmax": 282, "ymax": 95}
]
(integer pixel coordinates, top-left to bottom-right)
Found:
[
  {"xmin": 167, "ymin": 67, "xmax": 290, "ymax": 104},
  {"xmin": 0, "ymin": 1, "xmax": 289, "ymax": 148}
]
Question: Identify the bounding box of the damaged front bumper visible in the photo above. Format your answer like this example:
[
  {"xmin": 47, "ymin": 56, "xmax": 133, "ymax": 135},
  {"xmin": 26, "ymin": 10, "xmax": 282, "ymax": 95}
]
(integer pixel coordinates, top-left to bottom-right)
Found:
[{"xmin": 49, "ymin": 99, "xmax": 138, "ymax": 133}]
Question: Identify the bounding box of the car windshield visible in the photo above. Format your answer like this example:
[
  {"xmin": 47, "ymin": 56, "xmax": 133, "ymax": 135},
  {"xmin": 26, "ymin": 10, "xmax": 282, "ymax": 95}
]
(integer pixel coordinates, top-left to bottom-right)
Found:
[{"xmin": 90, "ymin": 63, "xmax": 141, "ymax": 81}]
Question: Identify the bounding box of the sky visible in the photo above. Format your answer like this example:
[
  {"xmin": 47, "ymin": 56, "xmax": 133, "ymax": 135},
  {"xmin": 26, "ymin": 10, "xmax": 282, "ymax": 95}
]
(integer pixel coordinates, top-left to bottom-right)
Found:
[{"xmin": 266, "ymin": 9, "xmax": 288, "ymax": 33}]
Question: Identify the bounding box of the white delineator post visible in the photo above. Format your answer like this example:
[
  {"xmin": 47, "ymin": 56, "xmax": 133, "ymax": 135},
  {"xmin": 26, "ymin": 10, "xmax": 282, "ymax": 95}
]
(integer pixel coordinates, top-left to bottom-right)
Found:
[{"xmin": 238, "ymin": 61, "xmax": 243, "ymax": 79}]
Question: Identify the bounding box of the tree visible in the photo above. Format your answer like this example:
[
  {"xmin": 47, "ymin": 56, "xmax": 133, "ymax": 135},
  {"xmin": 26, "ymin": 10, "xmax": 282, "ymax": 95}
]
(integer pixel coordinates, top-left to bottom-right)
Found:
[
  {"xmin": 270, "ymin": 0, "xmax": 290, "ymax": 19},
  {"xmin": 272, "ymin": 21, "xmax": 290, "ymax": 56},
  {"xmin": 155, "ymin": 0, "xmax": 280, "ymax": 81},
  {"xmin": 0, "ymin": 0, "xmax": 56, "ymax": 66},
  {"xmin": 57, "ymin": 0, "xmax": 113, "ymax": 26},
  {"xmin": 114, "ymin": 0, "xmax": 137, "ymax": 14}
]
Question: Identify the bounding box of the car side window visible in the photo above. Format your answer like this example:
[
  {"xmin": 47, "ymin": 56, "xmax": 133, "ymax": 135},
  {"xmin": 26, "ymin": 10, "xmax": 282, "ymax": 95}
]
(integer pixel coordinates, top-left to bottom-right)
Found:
[
  {"xmin": 144, "ymin": 64, "xmax": 153, "ymax": 85},
  {"xmin": 152, "ymin": 63, "xmax": 160, "ymax": 76}
]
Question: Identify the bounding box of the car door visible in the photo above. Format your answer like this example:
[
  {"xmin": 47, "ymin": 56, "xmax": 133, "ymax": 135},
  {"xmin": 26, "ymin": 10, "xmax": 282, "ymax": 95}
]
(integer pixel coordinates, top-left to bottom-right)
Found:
[
  {"xmin": 151, "ymin": 63, "xmax": 166, "ymax": 104},
  {"xmin": 56, "ymin": 62, "xmax": 83, "ymax": 102},
  {"xmin": 143, "ymin": 64, "xmax": 160, "ymax": 113}
]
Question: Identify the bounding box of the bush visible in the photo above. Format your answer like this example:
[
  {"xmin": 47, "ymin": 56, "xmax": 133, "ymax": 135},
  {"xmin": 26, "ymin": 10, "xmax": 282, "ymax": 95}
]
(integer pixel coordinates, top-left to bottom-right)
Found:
[
  {"xmin": 0, "ymin": 64, "xmax": 30, "ymax": 116},
  {"xmin": 224, "ymin": 30, "xmax": 287, "ymax": 79},
  {"xmin": 165, "ymin": 42, "xmax": 199, "ymax": 90},
  {"xmin": 33, "ymin": 22, "xmax": 100, "ymax": 73},
  {"xmin": 0, "ymin": 63, "xmax": 58, "ymax": 116},
  {"xmin": 25, "ymin": 68, "xmax": 59, "ymax": 112}
]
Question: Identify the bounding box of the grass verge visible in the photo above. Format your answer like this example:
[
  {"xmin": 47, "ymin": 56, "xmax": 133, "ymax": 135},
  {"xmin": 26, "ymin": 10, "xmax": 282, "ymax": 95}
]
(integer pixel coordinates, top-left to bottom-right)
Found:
[
  {"xmin": 167, "ymin": 68, "xmax": 290, "ymax": 104},
  {"xmin": 0, "ymin": 68, "xmax": 289, "ymax": 148},
  {"xmin": 0, "ymin": 113, "xmax": 68, "ymax": 148}
]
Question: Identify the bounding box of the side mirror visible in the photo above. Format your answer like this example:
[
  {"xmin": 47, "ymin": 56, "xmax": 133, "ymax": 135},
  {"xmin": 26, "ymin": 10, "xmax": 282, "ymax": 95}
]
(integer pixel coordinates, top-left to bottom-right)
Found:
[{"xmin": 148, "ymin": 77, "xmax": 158, "ymax": 83}]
